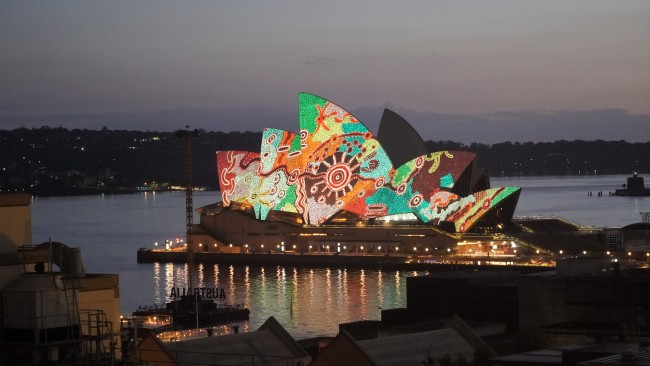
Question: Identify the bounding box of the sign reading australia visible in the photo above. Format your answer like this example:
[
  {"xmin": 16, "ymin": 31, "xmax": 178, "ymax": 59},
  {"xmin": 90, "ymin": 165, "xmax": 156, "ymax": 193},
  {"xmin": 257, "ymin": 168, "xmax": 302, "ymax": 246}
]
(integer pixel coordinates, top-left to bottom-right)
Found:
[{"xmin": 170, "ymin": 287, "xmax": 226, "ymax": 300}]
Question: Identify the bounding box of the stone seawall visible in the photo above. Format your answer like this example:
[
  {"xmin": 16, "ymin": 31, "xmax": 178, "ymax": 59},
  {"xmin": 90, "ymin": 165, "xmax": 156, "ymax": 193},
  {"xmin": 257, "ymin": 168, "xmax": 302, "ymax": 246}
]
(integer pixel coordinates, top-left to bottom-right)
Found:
[{"xmin": 137, "ymin": 248, "xmax": 554, "ymax": 273}]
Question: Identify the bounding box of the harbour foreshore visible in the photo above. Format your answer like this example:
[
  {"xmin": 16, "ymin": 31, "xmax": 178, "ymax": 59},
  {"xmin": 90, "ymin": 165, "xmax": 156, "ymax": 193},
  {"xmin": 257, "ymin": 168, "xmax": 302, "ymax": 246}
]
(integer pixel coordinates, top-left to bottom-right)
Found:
[{"xmin": 136, "ymin": 248, "xmax": 555, "ymax": 273}]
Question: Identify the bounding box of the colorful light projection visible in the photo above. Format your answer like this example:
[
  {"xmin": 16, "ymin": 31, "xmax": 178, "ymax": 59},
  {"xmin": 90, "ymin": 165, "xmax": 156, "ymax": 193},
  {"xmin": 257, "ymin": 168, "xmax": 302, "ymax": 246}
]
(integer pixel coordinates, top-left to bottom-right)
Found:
[
  {"xmin": 217, "ymin": 150, "xmax": 261, "ymax": 208},
  {"xmin": 217, "ymin": 93, "xmax": 520, "ymax": 232},
  {"xmin": 298, "ymin": 93, "xmax": 394, "ymax": 225}
]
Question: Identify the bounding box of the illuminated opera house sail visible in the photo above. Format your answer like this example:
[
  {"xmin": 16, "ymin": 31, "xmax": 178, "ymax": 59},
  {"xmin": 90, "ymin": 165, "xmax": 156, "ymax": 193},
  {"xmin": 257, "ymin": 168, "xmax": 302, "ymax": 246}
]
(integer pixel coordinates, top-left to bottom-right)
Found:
[{"xmin": 198, "ymin": 93, "xmax": 521, "ymax": 252}]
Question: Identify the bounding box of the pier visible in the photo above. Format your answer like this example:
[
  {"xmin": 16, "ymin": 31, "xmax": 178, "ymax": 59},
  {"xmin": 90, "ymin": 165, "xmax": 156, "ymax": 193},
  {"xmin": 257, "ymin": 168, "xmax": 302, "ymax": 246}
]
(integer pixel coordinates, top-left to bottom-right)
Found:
[{"xmin": 136, "ymin": 248, "xmax": 556, "ymax": 273}]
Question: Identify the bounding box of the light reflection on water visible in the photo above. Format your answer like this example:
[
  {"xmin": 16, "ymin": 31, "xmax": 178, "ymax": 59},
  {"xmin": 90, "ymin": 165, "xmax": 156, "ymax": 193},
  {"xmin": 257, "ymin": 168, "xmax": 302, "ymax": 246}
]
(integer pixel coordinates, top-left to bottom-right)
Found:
[
  {"xmin": 29, "ymin": 176, "xmax": 648, "ymax": 339},
  {"xmin": 145, "ymin": 262, "xmax": 423, "ymax": 339}
]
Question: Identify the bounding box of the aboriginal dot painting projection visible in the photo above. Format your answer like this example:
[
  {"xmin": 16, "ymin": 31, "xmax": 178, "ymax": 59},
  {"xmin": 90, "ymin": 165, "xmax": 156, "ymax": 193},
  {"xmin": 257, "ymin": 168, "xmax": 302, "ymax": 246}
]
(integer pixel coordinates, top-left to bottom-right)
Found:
[
  {"xmin": 217, "ymin": 93, "xmax": 521, "ymax": 232},
  {"xmin": 217, "ymin": 150, "xmax": 261, "ymax": 208}
]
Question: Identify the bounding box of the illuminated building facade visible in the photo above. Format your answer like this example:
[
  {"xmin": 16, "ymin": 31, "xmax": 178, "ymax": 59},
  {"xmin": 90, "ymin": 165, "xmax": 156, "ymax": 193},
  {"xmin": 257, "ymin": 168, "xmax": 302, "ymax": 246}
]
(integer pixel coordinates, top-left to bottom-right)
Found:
[{"xmin": 199, "ymin": 93, "xmax": 521, "ymax": 252}]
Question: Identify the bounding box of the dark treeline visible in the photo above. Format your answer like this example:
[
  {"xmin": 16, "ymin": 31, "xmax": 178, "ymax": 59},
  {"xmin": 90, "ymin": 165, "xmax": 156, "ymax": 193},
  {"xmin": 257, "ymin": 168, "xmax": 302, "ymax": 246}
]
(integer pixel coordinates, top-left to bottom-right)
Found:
[
  {"xmin": 1, "ymin": 127, "xmax": 648, "ymax": 194},
  {"xmin": 424, "ymin": 140, "xmax": 649, "ymax": 177}
]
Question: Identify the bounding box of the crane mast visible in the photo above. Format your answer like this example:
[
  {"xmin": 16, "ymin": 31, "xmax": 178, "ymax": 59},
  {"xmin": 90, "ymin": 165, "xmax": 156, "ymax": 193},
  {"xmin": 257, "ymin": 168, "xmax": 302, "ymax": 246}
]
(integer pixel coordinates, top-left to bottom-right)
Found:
[{"xmin": 177, "ymin": 126, "xmax": 198, "ymax": 291}]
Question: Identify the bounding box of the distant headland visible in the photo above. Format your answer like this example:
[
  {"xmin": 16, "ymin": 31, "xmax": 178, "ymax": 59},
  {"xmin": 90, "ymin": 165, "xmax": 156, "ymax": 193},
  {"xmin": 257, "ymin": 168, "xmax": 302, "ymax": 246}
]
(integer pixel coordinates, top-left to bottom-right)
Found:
[{"xmin": 1, "ymin": 127, "xmax": 647, "ymax": 195}]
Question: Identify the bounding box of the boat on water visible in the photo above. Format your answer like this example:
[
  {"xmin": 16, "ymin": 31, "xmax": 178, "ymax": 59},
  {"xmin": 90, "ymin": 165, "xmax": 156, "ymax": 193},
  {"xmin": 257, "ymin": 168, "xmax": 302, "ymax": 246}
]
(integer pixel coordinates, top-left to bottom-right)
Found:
[
  {"xmin": 132, "ymin": 294, "xmax": 250, "ymax": 330},
  {"xmin": 615, "ymin": 173, "xmax": 650, "ymax": 196}
]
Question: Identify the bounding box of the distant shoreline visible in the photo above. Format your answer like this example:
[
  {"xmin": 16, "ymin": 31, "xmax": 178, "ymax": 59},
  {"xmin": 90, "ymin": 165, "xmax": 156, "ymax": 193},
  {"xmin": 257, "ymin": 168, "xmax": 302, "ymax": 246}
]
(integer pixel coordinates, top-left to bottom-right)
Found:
[
  {"xmin": 27, "ymin": 186, "xmax": 210, "ymax": 197},
  {"xmin": 22, "ymin": 173, "xmax": 644, "ymax": 197}
]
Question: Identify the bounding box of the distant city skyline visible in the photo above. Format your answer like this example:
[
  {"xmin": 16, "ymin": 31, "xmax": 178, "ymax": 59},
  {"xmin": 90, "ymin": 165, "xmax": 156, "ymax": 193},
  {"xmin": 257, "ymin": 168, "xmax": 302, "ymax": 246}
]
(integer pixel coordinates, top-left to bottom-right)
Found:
[{"xmin": 1, "ymin": 1, "xmax": 649, "ymax": 143}]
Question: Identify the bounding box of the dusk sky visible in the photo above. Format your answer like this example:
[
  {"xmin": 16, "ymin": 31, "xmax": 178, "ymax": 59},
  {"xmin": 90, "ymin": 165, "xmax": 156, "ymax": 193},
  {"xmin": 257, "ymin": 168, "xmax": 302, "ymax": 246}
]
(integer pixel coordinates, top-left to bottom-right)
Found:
[{"xmin": 2, "ymin": 1, "xmax": 649, "ymax": 143}]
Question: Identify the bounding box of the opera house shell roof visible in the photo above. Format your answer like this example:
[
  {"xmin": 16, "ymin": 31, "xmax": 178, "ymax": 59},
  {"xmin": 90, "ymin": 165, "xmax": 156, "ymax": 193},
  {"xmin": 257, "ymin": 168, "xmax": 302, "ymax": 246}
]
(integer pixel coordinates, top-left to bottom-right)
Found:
[{"xmin": 216, "ymin": 93, "xmax": 520, "ymax": 234}]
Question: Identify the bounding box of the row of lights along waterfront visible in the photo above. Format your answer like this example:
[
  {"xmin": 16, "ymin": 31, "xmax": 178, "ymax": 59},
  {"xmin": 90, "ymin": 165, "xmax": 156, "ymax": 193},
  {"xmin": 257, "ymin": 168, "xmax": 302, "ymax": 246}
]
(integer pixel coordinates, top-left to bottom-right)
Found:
[{"xmin": 153, "ymin": 239, "xmax": 650, "ymax": 260}]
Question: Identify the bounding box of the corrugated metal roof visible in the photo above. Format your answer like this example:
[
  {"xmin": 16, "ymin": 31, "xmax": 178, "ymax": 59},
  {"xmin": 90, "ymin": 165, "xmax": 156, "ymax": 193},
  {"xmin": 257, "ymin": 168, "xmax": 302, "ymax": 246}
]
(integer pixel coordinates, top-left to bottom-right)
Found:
[
  {"xmin": 581, "ymin": 348, "xmax": 650, "ymax": 366},
  {"xmin": 160, "ymin": 317, "xmax": 309, "ymax": 366},
  {"xmin": 357, "ymin": 328, "xmax": 476, "ymax": 366}
]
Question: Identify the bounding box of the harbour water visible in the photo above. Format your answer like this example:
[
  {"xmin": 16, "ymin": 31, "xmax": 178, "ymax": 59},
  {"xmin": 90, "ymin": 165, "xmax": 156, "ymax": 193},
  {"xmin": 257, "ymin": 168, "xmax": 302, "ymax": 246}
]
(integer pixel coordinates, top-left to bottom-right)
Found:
[{"xmin": 30, "ymin": 175, "xmax": 649, "ymax": 339}]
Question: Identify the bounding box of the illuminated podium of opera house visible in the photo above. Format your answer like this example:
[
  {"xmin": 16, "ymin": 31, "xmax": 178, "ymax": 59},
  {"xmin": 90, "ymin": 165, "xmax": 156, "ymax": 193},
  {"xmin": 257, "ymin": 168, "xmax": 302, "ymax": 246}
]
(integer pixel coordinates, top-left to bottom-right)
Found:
[{"xmin": 193, "ymin": 93, "xmax": 522, "ymax": 256}]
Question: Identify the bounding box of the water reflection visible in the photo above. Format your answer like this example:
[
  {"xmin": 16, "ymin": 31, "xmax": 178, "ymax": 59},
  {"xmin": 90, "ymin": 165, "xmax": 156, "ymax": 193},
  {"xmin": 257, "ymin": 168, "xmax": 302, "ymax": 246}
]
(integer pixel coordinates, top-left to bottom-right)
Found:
[
  {"xmin": 164, "ymin": 263, "xmax": 174, "ymax": 304},
  {"xmin": 147, "ymin": 263, "xmax": 423, "ymax": 339},
  {"xmin": 359, "ymin": 269, "xmax": 367, "ymax": 319},
  {"xmin": 228, "ymin": 265, "xmax": 236, "ymax": 300},
  {"xmin": 377, "ymin": 270, "xmax": 383, "ymax": 306},
  {"xmin": 153, "ymin": 262, "xmax": 161, "ymax": 304},
  {"xmin": 244, "ymin": 266, "xmax": 251, "ymax": 307},
  {"xmin": 197, "ymin": 263, "xmax": 204, "ymax": 288}
]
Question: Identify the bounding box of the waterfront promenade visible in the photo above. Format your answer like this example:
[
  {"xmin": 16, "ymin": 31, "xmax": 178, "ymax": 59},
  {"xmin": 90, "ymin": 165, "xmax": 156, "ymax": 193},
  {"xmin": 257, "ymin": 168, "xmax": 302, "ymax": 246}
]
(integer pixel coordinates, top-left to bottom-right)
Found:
[{"xmin": 137, "ymin": 247, "xmax": 556, "ymax": 273}]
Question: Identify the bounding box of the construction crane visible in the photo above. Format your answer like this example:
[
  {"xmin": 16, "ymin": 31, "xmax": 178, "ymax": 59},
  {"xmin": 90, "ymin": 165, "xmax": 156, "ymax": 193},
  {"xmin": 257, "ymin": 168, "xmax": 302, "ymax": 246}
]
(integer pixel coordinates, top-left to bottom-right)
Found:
[{"xmin": 176, "ymin": 126, "xmax": 199, "ymax": 290}]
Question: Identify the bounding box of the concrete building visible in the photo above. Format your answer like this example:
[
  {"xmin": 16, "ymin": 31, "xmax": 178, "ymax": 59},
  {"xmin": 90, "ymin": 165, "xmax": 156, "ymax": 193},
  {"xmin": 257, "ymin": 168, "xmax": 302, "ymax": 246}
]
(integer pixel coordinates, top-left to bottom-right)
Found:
[
  {"xmin": 603, "ymin": 222, "xmax": 650, "ymax": 258},
  {"xmin": 621, "ymin": 222, "xmax": 650, "ymax": 256},
  {"xmin": 403, "ymin": 257, "xmax": 650, "ymax": 341},
  {"xmin": 490, "ymin": 342, "xmax": 650, "ymax": 365},
  {"xmin": 519, "ymin": 257, "xmax": 650, "ymax": 341},
  {"xmin": 406, "ymin": 271, "xmax": 522, "ymax": 331},
  {"xmin": 0, "ymin": 193, "xmax": 31, "ymax": 289},
  {"xmin": 0, "ymin": 193, "xmax": 121, "ymax": 365}
]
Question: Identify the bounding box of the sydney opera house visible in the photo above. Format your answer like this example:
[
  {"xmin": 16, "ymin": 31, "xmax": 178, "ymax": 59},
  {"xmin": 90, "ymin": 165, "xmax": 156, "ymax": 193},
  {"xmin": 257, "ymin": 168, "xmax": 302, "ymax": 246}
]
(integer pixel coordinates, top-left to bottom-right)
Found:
[{"xmin": 194, "ymin": 93, "xmax": 521, "ymax": 256}]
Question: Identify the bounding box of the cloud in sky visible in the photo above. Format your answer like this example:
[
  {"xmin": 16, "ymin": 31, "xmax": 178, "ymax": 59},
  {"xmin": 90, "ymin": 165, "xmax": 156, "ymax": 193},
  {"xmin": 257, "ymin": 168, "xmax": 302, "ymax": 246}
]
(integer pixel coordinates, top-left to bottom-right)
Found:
[{"xmin": 1, "ymin": 1, "xmax": 649, "ymax": 140}]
